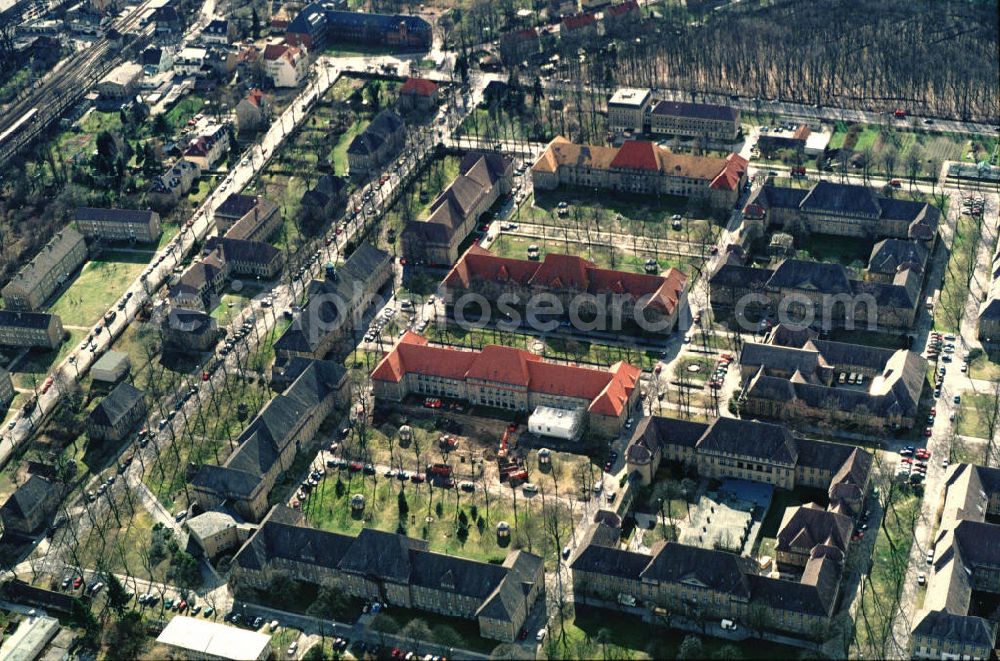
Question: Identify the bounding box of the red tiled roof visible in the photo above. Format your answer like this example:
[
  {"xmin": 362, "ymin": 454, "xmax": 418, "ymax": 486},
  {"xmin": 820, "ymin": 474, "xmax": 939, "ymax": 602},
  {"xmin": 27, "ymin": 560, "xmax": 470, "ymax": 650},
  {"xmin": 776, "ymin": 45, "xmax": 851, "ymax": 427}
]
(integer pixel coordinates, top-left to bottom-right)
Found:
[
  {"xmin": 263, "ymin": 42, "xmax": 302, "ymax": 63},
  {"xmin": 609, "ymin": 140, "xmax": 661, "ymax": 171},
  {"xmin": 502, "ymin": 27, "xmax": 539, "ymax": 43},
  {"xmin": 371, "ymin": 332, "xmax": 639, "ymax": 417},
  {"xmin": 245, "ymin": 88, "xmax": 265, "ymax": 108},
  {"xmin": 709, "ymin": 153, "xmax": 749, "ymax": 191},
  {"xmin": 400, "ymin": 77, "xmax": 440, "ymax": 96},
  {"xmin": 607, "ymin": 0, "xmax": 639, "ymax": 17},
  {"xmin": 562, "ymin": 12, "xmax": 597, "ymax": 30},
  {"xmin": 443, "ymin": 246, "xmax": 689, "ymax": 316}
]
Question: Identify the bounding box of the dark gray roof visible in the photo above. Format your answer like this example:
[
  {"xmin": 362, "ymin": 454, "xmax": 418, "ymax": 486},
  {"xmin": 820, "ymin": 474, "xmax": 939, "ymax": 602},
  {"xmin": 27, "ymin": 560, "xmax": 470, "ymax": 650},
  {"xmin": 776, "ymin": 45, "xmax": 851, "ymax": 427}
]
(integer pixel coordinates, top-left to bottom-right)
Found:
[
  {"xmin": 768, "ymin": 259, "xmax": 852, "ymax": 295},
  {"xmin": 641, "ymin": 542, "xmax": 753, "ymax": 598},
  {"xmin": 913, "ymin": 610, "xmax": 996, "ymax": 648},
  {"xmin": 336, "ymin": 528, "xmax": 427, "ymax": 582},
  {"xmin": 348, "ymin": 110, "xmax": 404, "ymax": 156},
  {"xmin": 696, "ymin": 417, "xmax": 799, "ymax": 465},
  {"xmin": 650, "ymin": 100, "xmax": 738, "ymax": 122},
  {"xmin": 191, "ymin": 464, "xmax": 260, "ymax": 498},
  {"xmin": 214, "ymin": 237, "xmax": 281, "ymax": 265},
  {"xmin": 476, "ymin": 551, "xmax": 544, "ymax": 622},
  {"xmin": 807, "ymin": 339, "xmax": 896, "ymax": 371},
  {"xmin": 709, "ymin": 264, "xmax": 773, "ymax": 289},
  {"xmin": 163, "ymin": 307, "xmax": 216, "ymax": 336},
  {"xmin": 952, "ymin": 520, "xmax": 1000, "ymax": 568},
  {"xmin": 75, "ymin": 207, "xmax": 155, "ymax": 225},
  {"xmin": 570, "ymin": 544, "xmax": 650, "ymax": 579},
  {"xmin": 0, "ymin": 310, "xmax": 59, "ymax": 329},
  {"xmin": 88, "ymin": 382, "xmax": 145, "ymax": 427},
  {"xmin": 233, "ymin": 517, "xmax": 354, "ymax": 571},
  {"xmin": 868, "ymin": 239, "xmax": 928, "ymax": 275},
  {"xmin": 741, "ymin": 342, "xmax": 822, "ymax": 375},
  {"xmin": 796, "ymin": 438, "xmax": 865, "ymax": 473},
  {"xmin": 215, "ymin": 194, "xmax": 261, "ymax": 219},
  {"xmin": 756, "ymin": 185, "xmax": 810, "ymax": 210},
  {"xmin": 800, "ymin": 181, "xmax": 881, "ymax": 217},
  {"xmin": 0, "ymin": 475, "xmax": 58, "ymax": 521},
  {"xmin": 776, "ymin": 504, "xmax": 852, "ymax": 555},
  {"xmin": 748, "ymin": 571, "xmax": 837, "ymax": 617}
]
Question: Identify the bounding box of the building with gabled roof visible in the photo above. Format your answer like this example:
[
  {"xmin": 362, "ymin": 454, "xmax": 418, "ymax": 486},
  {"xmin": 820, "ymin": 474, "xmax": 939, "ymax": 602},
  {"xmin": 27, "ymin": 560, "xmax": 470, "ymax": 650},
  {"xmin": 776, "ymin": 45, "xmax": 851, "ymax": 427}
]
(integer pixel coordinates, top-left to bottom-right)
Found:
[
  {"xmin": 2, "ymin": 228, "xmax": 87, "ymax": 311},
  {"xmin": 0, "ymin": 474, "xmax": 63, "ymax": 538},
  {"xmin": 911, "ymin": 463, "xmax": 1000, "ymax": 659},
  {"xmin": 371, "ymin": 331, "xmax": 640, "ymax": 437},
  {"xmin": 86, "ymin": 382, "xmax": 147, "ymax": 442},
  {"xmin": 649, "ymin": 100, "xmax": 740, "ymax": 141},
  {"xmin": 499, "ymin": 27, "xmax": 540, "ymax": 65},
  {"xmin": 263, "ymin": 42, "xmax": 309, "ymax": 88},
  {"xmin": 401, "ymin": 151, "xmax": 513, "ymax": 266},
  {"xmin": 442, "ymin": 245, "xmax": 689, "ymax": 334},
  {"xmin": 232, "ymin": 505, "xmax": 543, "ymax": 641},
  {"xmin": 397, "ymin": 77, "xmax": 439, "ymax": 112},
  {"xmin": 74, "ymin": 207, "xmax": 162, "ymax": 243},
  {"xmin": 743, "ymin": 181, "xmax": 940, "ymax": 243},
  {"xmin": 0, "ymin": 310, "xmax": 65, "ymax": 349},
  {"xmin": 285, "ymin": 6, "xmax": 431, "ymax": 50},
  {"xmin": 532, "ymin": 137, "xmax": 747, "ymax": 209},
  {"xmin": 737, "ymin": 323, "xmax": 927, "ymax": 430},
  {"xmin": 274, "ymin": 242, "xmax": 392, "ymax": 361},
  {"xmin": 347, "ymin": 110, "xmax": 406, "ymax": 177},
  {"xmin": 191, "ymin": 360, "xmax": 347, "ymax": 520}
]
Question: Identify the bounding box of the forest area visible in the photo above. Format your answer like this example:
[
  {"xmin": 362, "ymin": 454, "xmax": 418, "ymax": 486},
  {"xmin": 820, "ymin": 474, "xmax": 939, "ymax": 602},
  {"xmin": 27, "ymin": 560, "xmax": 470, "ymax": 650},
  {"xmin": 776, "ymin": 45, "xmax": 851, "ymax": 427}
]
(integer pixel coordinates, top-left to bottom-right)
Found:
[{"xmin": 595, "ymin": 0, "xmax": 998, "ymax": 123}]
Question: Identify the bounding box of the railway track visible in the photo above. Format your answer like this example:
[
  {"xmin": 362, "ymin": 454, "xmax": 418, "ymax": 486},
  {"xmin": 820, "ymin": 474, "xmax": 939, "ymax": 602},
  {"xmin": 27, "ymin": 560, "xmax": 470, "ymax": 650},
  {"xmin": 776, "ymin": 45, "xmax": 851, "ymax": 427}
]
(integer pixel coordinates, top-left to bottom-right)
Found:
[{"xmin": 0, "ymin": 2, "xmax": 154, "ymax": 166}]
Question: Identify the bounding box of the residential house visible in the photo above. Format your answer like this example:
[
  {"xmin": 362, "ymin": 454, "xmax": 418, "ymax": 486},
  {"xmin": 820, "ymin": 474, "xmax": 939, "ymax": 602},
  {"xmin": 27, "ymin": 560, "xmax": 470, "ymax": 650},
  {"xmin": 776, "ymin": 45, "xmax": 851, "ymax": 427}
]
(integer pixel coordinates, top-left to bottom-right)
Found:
[
  {"xmin": 174, "ymin": 47, "xmax": 208, "ymax": 76},
  {"xmin": 169, "ymin": 237, "xmax": 282, "ymax": 311},
  {"xmin": 560, "ymin": 13, "xmax": 598, "ymax": 43},
  {"xmin": 152, "ymin": 6, "xmax": 183, "ymax": 36},
  {"xmin": 371, "ymin": 332, "xmax": 642, "ymax": 438},
  {"xmin": 204, "ymin": 48, "xmax": 237, "ymax": 77},
  {"xmin": 499, "ymin": 28, "xmax": 540, "ymax": 65},
  {"xmin": 140, "ymin": 46, "xmax": 174, "ymax": 75},
  {"xmin": 184, "ymin": 124, "xmax": 231, "ymax": 170},
  {"xmin": 74, "ymin": 207, "xmax": 162, "ymax": 244},
  {"xmin": 346, "ymin": 109, "xmax": 406, "ymax": 176},
  {"xmin": 191, "ymin": 360, "xmax": 348, "ymax": 520},
  {"xmin": 185, "ymin": 511, "xmax": 253, "ymax": 559},
  {"xmin": 603, "ymin": 0, "xmax": 640, "ymax": 33},
  {"xmin": 0, "ymin": 311, "xmax": 65, "ymax": 349},
  {"xmin": 274, "ymin": 243, "xmax": 392, "ymax": 361},
  {"xmin": 263, "ymin": 42, "xmax": 309, "ymax": 88},
  {"xmin": 300, "ymin": 174, "xmax": 348, "ymax": 222},
  {"xmin": 532, "ymin": 137, "xmax": 748, "ymax": 210},
  {"xmin": 401, "ymin": 151, "xmax": 513, "ymax": 266},
  {"xmin": 2, "ymin": 228, "xmax": 87, "ymax": 311},
  {"xmin": 86, "ymin": 382, "xmax": 148, "ymax": 442},
  {"xmin": 648, "ymin": 101, "xmax": 741, "ymax": 142},
  {"xmin": 442, "ymin": 246, "xmax": 689, "ymax": 335},
  {"xmin": 756, "ymin": 125, "xmax": 811, "ymax": 157},
  {"xmin": 201, "ymin": 18, "xmax": 234, "ymax": 44},
  {"xmin": 866, "ymin": 238, "xmax": 929, "ymax": 283},
  {"xmin": 148, "ymin": 159, "xmax": 202, "ymax": 207},
  {"xmin": 232, "ymin": 506, "xmax": 544, "ymax": 641},
  {"xmin": 397, "ymin": 77, "xmax": 440, "ymax": 112},
  {"xmin": 0, "ymin": 475, "xmax": 63, "ymax": 538},
  {"xmin": 161, "ymin": 306, "xmax": 219, "ymax": 353},
  {"xmin": 235, "ymin": 88, "xmax": 269, "ymax": 133},
  {"xmin": 214, "ymin": 194, "xmax": 282, "ymax": 242},
  {"xmin": 607, "ymin": 88, "xmax": 652, "ymax": 133}
]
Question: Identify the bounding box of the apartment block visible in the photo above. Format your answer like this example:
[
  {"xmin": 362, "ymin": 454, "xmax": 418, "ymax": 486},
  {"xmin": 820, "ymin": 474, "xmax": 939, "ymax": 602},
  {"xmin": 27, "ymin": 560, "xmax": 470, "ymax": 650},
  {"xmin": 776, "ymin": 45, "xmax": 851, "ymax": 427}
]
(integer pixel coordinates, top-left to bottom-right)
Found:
[
  {"xmin": 2, "ymin": 228, "xmax": 87, "ymax": 310},
  {"xmin": 648, "ymin": 100, "xmax": 741, "ymax": 141},
  {"xmin": 0, "ymin": 311, "xmax": 64, "ymax": 349},
  {"xmin": 74, "ymin": 207, "xmax": 162, "ymax": 243},
  {"xmin": 607, "ymin": 88, "xmax": 652, "ymax": 133}
]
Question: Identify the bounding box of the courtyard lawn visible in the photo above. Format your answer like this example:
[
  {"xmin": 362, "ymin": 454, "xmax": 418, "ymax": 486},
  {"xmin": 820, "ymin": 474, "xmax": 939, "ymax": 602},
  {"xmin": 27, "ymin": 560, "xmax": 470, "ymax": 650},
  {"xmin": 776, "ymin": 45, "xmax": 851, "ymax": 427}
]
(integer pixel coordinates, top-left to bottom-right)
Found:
[
  {"xmin": 303, "ymin": 468, "xmax": 572, "ymax": 568},
  {"xmin": 48, "ymin": 255, "xmax": 147, "ymax": 327},
  {"xmin": 826, "ymin": 329, "xmax": 910, "ymax": 350},
  {"xmin": 969, "ymin": 353, "xmax": 1000, "ymax": 381},
  {"xmin": 794, "ymin": 232, "xmax": 873, "ymax": 266},
  {"xmin": 489, "ymin": 233, "xmax": 696, "ymax": 277},
  {"xmin": 673, "ymin": 355, "xmax": 716, "ymax": 383}
]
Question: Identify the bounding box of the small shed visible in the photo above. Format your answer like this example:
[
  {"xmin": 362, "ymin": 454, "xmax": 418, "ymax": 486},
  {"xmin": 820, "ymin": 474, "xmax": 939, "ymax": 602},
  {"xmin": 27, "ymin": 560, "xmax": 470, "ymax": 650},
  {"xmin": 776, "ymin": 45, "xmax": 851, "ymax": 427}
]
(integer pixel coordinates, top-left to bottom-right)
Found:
[{"xmin": 91, "ymin": 350, "xmax": 131, "ymax": 384}]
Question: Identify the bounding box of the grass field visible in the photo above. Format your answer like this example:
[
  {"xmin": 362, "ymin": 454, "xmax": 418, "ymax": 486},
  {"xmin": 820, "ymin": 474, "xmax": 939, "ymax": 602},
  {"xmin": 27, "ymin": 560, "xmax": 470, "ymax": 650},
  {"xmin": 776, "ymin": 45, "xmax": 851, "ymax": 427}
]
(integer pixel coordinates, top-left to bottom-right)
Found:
[
  {"xmin": 935, "ymin": 208, "xmax": 979, "ymax": 333},
  {"xmin": 490, "ymin": 233, "xmax": 696, "ymax": 276},
  {"xmin": 48, "ymin": 255, "xmax": 147, "ymax": 327},
  {"xmin": 331, "ymin": 118, "xmax": 370, "ymax": 174},
  {"xmin": 10, "ymin": 328, "xmax": 84, "ymax": 390},
  {"xmin": 853, "ymin": 488, "xmax": 919, "ymax": 659},
  {"xmin": 795, "ymin": 232, "xmax": 873, "ymax": 266},
  {"xmin": 970, "ymin": 353, "xmax": 1000, "ymax": 381},
  {"xmin": 303, "ymin": 468, "xmax": 572, "ymax": 568},
  {"xmin": 956, "ymin": 393, "xmax": 995, "ymax": 439}
]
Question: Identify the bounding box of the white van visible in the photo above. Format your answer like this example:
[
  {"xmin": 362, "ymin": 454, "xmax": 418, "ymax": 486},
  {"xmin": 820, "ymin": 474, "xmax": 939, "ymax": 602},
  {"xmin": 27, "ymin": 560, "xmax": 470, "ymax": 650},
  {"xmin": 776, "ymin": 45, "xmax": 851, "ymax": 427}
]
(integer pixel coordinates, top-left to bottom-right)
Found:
[{"xmin": 721, "ymin": 619, "xmax": 738, "ymax": 631}]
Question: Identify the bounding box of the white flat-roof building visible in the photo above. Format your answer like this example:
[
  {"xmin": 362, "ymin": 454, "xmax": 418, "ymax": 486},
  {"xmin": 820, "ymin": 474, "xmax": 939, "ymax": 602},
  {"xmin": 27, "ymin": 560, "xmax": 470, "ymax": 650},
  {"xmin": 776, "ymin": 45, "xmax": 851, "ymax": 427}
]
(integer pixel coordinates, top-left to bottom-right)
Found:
[
  {"xmin": 0, "ymin": 612, "xmax": 60, "ymax": 661},
  {"xmin": 607, "ymin": 87, "xmax": 652, "ymax": 133},
  {"xmin": 156, "ymin": 616, "xmax": 271, "ymax": 660},
  {"xmin": 528, "ymin": 406, "xmax": 585, "ymax": 441}
]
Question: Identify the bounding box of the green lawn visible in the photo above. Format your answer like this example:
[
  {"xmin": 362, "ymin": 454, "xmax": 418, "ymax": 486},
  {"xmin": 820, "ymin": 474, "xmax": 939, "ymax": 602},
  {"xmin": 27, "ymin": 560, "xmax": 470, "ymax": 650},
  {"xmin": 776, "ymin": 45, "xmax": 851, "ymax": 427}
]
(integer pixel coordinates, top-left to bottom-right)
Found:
[
  {"xmin": 935, "ymin": 209, "xmax": 979, "ymax": 333},
  {"xmin": 490, "ymin": 234, "xmax": 696, "ymax": 277},
  {"xmin": 48, "ymin": 256, "xmax": 147, "ymax": 327},
  {"xmin": 10, "ymin": 329, "xmax": 85, "ymax": 390},
  {"xmin": 794, "ymin": 232, "xmax": 873, "ymax": 266},
  {"xmin": 377, "ymin": 607, "xmax": 497, "ymax": 655},
  {"xmin": 956, "ymin": 394, "xmax": 995, "ymax": 439},
  {"xmin": 331, "ymin": 119, "xmax": 370, "ymax": 174},
  {"xmin": 969, "ymin": 353, "xmax": 1000, "ymax": 381},
  {"xmin": 304, "ymin": 468, "xmax": 572, "ymax": 568},
  {"xmin": 826, "ymin": 329, "xmax": 910, "ymax": 350},
  {"xmin": 854, "ymin": 489, "xmax": 920, "ymax": 659},
  {"xmin": 673, "ymin": 355, "xmax": 716, "ymax": 382}
]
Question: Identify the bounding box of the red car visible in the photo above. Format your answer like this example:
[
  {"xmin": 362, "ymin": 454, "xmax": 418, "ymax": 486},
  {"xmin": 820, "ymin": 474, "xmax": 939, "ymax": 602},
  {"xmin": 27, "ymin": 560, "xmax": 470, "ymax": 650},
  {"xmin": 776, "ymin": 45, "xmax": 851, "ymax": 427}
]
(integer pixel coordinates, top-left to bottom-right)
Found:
[
  {"xmin": 73, "ymin": 577, "xmax": 83, "ymax": 589},
  {"xmin": 917, "ymin": 449, "xmax": 932, "ymax": 460},
  {"xmin": 41, "ymin": 376, "xmax": 54, "ymax": 393},
  {"xmin": 901, "ymin": 457, "xmax": 913, "ymax": 464},
  {"xmin": 930, "ymin": 407, "xmax": 937, "ymax": 416}
]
